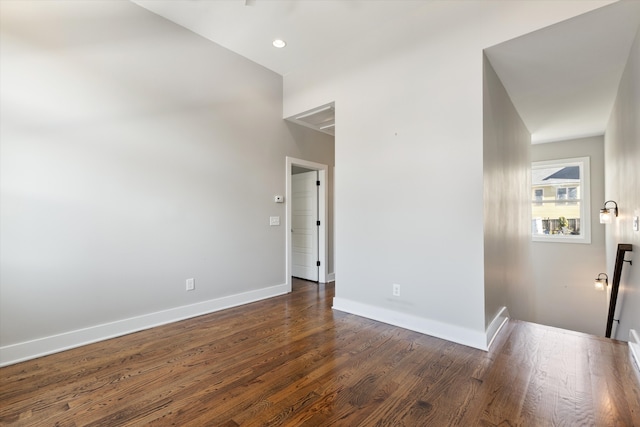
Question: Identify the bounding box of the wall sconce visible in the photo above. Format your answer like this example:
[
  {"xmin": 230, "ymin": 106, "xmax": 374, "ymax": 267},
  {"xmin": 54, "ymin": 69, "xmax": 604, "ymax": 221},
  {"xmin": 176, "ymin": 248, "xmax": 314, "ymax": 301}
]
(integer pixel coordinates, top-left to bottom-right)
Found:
[
  {"xmin": 599, "ymin": 200, "xmax": 618, "ymax": 224},
  {"xmin": 594, "ymin": 273, "xmax": 608, "ymax": 291}
]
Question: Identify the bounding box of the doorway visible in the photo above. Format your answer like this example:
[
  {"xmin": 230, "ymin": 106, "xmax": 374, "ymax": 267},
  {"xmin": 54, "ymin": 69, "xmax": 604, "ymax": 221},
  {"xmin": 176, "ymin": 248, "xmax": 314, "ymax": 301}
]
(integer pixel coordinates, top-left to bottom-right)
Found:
[{"xmin": 286, "ymin": 157, "xmax": 329, "ymax": 291}]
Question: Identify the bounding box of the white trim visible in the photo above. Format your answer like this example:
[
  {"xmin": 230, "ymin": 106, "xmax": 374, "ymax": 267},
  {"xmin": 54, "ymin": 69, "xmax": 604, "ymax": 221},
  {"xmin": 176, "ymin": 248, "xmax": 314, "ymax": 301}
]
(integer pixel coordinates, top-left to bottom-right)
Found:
[
  {"xmin": 630, "ymin": 329, "xmax": 640, "ymax": 374},
  {"xmin": 295, "ymin": 105, "xmax": 332, "ymax": 120},
  {"xmin": 286, "ymin": 157, "xmax": 329, "ymax": 288},
  {"xmin": 0, "ymin": 284, "xmax": 288, "ymax": 367},
  {"xmin": 486, "ymin": 306, "xmax": 510, "ymax": 349},
  {"xmin": 326, "ymin": 272, "xmax": 335, "ymax": 282},
  {"xmin": 286, "ymin": 102, "xmax": 335, "ymax": 136},
  {"xmin": 332, "ymin": 297, "xmax": 487, "ymax": 350}
]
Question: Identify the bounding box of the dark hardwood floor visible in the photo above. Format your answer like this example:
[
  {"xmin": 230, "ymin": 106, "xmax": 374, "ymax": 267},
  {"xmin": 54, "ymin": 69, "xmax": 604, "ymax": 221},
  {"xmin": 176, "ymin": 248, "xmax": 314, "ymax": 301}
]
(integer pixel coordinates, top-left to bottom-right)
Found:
[{"xmin": 1, "ymin": 279, "xmax": 639, "ymax": 426}]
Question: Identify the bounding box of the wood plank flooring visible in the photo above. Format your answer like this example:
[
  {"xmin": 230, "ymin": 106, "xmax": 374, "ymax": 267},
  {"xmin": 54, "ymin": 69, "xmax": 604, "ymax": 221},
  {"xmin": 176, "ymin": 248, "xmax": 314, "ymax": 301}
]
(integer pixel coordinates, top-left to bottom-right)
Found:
[{"xmin": 1, "ymin": 279, "xmax": 639, "ymax": 426}]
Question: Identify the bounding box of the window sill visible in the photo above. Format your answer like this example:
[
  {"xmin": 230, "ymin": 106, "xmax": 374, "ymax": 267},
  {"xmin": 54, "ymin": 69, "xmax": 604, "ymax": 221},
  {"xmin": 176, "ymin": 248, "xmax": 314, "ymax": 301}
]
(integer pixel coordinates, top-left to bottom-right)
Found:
[{"xmin": 532, "ymin": 234, "xmax": 591, "ymax": 244}]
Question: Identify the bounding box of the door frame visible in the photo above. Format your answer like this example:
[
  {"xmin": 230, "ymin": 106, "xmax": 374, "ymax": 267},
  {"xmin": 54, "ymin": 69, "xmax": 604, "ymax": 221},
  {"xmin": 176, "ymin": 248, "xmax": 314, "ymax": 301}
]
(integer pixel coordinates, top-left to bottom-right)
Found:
[{"xmin": 286, "ymin": 156, "xmax": 328, "ymax": 291}]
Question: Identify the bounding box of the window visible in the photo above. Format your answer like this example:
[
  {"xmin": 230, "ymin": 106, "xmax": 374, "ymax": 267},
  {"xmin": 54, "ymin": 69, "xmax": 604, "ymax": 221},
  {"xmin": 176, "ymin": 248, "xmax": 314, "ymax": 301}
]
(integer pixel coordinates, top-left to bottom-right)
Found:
[
  {"xmin": 531, "ymin": 157, "xmax": 590, "ymax": 243},
  {"xmin": 534, "ymin": 189, "xmax": 543, "ymax": 204},
  {"xmin": 555, "ymin": 186, "xmax": 578, "ymax": 203},
  {"xmin": 556, "ymin": 187, "xmax": 567, "ymax": 200}
]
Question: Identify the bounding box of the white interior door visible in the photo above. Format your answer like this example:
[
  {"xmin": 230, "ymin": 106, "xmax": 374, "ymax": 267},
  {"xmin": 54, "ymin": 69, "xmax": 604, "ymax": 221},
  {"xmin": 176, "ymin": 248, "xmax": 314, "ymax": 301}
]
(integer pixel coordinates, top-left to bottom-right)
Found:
[{"xmin": 291, "ymin": 171, "xmax": 318, "ymax": 281}]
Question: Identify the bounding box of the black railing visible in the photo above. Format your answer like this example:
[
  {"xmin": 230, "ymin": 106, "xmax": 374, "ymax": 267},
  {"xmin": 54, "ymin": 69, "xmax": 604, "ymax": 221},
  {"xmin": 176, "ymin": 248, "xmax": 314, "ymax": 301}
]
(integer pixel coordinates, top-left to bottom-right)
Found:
[{"xmin": 606, "ymin": 244, "xmax": 633, "ymax": 338}]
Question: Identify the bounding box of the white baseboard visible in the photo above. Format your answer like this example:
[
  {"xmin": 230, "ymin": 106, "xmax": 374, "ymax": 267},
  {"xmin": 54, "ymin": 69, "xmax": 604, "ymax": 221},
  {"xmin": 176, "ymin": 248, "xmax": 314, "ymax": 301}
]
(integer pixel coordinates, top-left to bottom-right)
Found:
[
  {"xmin": 0, "ymin": 284, "xmax": 289, "ymax": 367},
  {"xmin": 630, "ymin": 329, "xmax": 640, "ymax": 374},
  {"xmin": 486, "ymin": 306, "xmax": 510, "ymax": 350},
  {"xmin": 326, "ymin": 272, "xmax": 335, "ymax": 282},
  {"xmin": 332, "ymin": 297, "xmax": 487, "ymax": 350}
]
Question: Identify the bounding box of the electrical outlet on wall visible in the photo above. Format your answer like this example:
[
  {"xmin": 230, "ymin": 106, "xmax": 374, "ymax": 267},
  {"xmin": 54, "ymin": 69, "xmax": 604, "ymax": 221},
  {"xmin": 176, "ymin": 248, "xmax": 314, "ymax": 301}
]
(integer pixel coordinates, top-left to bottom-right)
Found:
[
  {"xmin": 393, "ymin": 284, "xmax": 401, "ymax": 297},
  {"xmin": 186, "ymin": 278, "xmax": 195, "ymax": 291}
]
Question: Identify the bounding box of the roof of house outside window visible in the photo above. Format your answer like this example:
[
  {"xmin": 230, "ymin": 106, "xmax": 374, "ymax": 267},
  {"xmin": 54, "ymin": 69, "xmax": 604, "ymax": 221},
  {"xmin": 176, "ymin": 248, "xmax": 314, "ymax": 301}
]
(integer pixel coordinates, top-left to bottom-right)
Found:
[{"xmin": 532, "ymin": 166, "xmax": 580, "ymax": 186}]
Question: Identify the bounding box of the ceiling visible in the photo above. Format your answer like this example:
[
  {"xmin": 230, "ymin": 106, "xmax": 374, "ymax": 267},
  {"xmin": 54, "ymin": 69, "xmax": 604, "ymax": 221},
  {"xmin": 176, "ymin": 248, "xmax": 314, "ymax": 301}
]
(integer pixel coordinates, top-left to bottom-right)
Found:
[
  {"xmin": 131, "ymin": 0, "xmax": 426, "ymax": 77},
  {"xmin": 485, "ymin": 1, "xmax": 640, "ymax": 143},
  {"xmin": 133, "ymin": 0, "xmax": 639, "ymax": 143}
]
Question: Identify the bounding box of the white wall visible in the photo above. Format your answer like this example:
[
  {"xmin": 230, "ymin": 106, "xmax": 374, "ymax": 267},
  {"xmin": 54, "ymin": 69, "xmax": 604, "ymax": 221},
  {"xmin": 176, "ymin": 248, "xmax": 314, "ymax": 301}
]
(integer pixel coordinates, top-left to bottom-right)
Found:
[
  {"xmin": 530, "ymin": 136, "xmax": 607, "ymax": 336},
  {"xmin": 0, "ymin": 1, "xmax": 334, "ymax": 365},
  {"xmin": 483, "ymin": 55, "xmax": 532, "ymax": 333},
  {"xmin": 604, "ymin": 26, "xmax": 640, "ymax": 343},
  {"xmin": 283, "ymin": 1, "xmax": 612, "ymax": 349}
]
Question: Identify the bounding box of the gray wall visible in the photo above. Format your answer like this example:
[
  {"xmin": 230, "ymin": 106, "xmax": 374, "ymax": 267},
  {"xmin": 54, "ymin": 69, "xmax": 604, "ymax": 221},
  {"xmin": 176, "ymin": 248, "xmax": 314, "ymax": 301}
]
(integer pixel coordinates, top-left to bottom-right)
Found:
[
  {"xmin": 604, "ymin": 26, "xmax": 640, "ymax": 342},
  {"xmin": 0, "ymin": 1, "xmax": 334, "ymax": 363},
  {"xmin": 530, "ymin": 136, "xmax": 607, "ymax": 336},
  {"xmin": 284, "ymin": 1, "xmax": 602, "ymax": 348},
  {"xmin": 483, "ymin": 55, "xmax": 533, "ymax": 329},
  {"xmin": 282, "ymin": 1, "xmax": 609, "ymax": 349}
]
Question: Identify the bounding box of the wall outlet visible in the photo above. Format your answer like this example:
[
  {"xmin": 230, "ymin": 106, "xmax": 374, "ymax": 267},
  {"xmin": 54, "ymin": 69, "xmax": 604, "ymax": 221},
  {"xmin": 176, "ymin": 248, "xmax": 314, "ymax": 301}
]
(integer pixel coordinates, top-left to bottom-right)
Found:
[
  {"xmin": 186, "ymin": 278, "xmax": 195, "ymax": 291},
  {"xmin": 270, "ymin": 216, "xmax": 280, "ymax": 226},
  {"xmin": 392, "ymin": 284, "xmax": 401, "ymax": 297}
]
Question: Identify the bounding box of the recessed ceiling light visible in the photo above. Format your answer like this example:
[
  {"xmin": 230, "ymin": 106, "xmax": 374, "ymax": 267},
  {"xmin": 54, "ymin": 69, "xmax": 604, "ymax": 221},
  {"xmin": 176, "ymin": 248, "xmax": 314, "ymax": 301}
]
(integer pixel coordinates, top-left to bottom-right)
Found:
[{"xmin": 272, "ymin": 39, "xmax": 286, "ymax": 48}]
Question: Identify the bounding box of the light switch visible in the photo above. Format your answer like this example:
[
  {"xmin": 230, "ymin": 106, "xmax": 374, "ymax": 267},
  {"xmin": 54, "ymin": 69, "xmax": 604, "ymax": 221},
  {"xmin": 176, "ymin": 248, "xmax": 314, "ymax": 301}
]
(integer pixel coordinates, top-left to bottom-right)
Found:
[
  {"xmin": 633, "ymin": 216, "xmax": 639, "ymax": 232},
  {"xmin": 270, "ymin": 216, "xmax": 280, "ymax": 226}
]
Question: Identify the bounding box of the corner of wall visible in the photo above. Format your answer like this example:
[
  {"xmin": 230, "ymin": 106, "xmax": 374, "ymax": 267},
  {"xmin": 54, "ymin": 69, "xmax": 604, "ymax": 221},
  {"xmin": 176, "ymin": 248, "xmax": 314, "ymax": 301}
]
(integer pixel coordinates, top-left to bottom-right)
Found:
[
  {"xmin": 486, "ymin": 306, "xmax": 510, "ymax": 350},
  {"xmin": 482, "ymin": 53, "xmax": 533, "ymax": 330},
  {"xmin": 332, "ymin": 297, "xmax": 488, "ymax": 351}
]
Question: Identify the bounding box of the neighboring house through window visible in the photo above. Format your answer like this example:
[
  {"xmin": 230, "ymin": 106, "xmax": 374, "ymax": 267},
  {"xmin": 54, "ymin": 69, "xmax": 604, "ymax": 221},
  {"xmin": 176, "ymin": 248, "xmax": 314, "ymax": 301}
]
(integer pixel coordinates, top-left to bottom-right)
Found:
[{"xmin": 531, "ymin": 157, "xmax": 590, "ymax": 243}]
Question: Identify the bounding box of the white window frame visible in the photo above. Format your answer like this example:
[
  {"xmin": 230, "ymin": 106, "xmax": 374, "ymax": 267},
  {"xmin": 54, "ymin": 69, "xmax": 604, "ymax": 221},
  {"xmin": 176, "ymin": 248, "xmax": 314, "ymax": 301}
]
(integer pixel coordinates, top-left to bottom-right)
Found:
[{"xmin": 531, "ymin": 156, "xmax": 591, "ymax": 244}]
